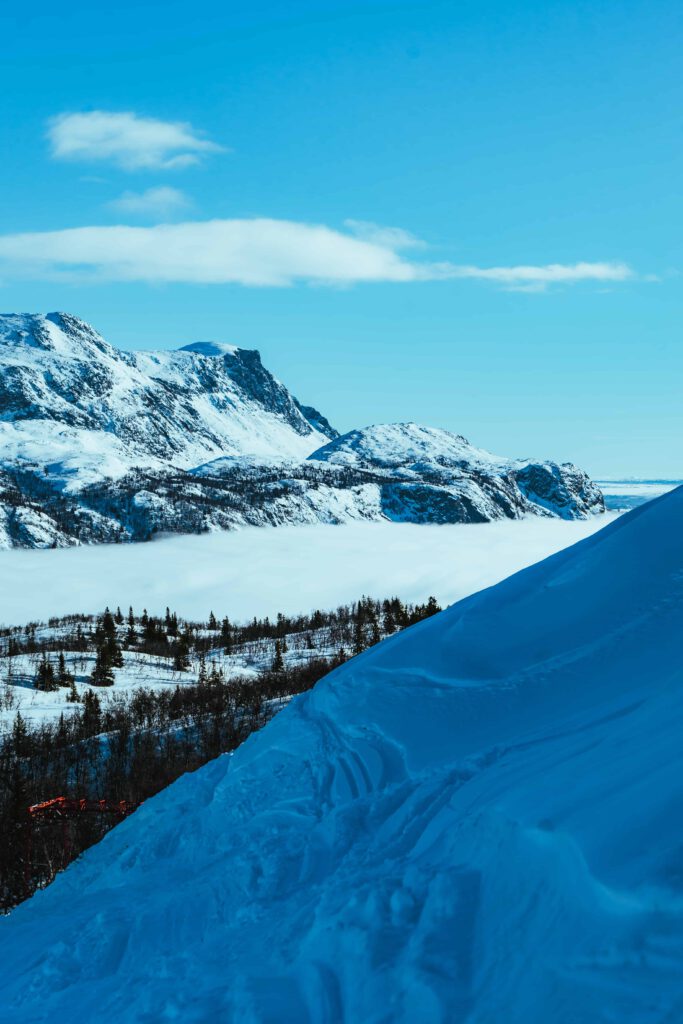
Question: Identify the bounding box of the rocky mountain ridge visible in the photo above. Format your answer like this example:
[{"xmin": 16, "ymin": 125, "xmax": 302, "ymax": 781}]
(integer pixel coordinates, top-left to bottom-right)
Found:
[{"xmin": 0, "ymin": 313, "xmax": 604, "ymax": 548}]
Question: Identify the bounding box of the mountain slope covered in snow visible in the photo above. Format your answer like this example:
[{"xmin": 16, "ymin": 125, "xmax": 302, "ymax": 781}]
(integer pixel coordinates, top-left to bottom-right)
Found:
[
  {"xmin": 0, "ymin": 313, "xmax": 602, "ymax": 548},
  {"xmin": 0, "ymin": 311, "xmax": 332, "ymax": 486},
  {"xmin": 308, "ymin": 422, "xmax": 602, "ymax": 522},
  {"xmin": 1, "ymin": 488, "xmax": 681, "ymax": 1022}
]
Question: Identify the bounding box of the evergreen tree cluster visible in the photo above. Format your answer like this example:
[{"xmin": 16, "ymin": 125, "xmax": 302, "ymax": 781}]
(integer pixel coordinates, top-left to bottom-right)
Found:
[
  {"xmin": 0, "ymin": 591, "xmax": 442, "ymax": 912},
  {"xmin": 0, "ymin": 594, "xmax": 441, "ymax": 684},
  {"xmin": 0, "ymin": 654, "xmax": 340, "ymax": 913}
]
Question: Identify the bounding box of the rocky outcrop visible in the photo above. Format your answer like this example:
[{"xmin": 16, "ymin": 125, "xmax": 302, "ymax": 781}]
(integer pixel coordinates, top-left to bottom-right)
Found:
[{"xmin": 0, "ymin": 314, "xmax": 604, "ymax": 548}]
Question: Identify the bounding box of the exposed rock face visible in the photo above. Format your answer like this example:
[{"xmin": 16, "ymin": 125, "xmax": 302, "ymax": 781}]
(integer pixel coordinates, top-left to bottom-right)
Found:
[
  {"xmin": 0, "ymin": 312, "xmax": 332, "ymax": 489},
  {"xmin": 308, "ymin": 423, "xmax": 604, "ymax": 523},
  {"xmin": 0, "ymin": 314, "xmax": 604, "ymax": 548},
  {"xmin": 294, "ymin": 399, "xmax": 340, "ymax": 440}
]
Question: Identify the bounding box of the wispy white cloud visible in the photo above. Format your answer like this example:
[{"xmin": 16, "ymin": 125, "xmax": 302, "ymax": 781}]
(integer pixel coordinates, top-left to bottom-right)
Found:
[
  {"xmin": 0, "ymin": 217, "xmax": 634, "ymax": 289},
  {"xmin": 343, "ymin": 219, "xmax": 426, "ymax": 250},
  {"xmin": 47, "ymin": 111, "xmax": 225, "ymax": 171},
  {"xmin": 442, "ymin": 261, "xmax": 633, "ymax": 286},
  {"xmin": 107, "ymin": 186, "xmax": 192, "ymax": 216}
]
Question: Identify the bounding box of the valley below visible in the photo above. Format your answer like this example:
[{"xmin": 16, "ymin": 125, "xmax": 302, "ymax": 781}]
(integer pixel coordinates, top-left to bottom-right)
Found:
[{"xmin": 0, "ymin": 514, "xmax": 616, "ymax": 627}]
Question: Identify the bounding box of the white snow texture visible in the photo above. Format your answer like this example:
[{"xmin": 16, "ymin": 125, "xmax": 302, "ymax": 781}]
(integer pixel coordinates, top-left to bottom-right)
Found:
[{"xmin": 0, "ymin": 487, "xmax": 681, "ymax": 1022}]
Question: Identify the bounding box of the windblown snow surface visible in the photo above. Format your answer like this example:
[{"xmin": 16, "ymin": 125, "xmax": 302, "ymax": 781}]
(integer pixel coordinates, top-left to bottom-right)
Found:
[{"xmin": 2, "ymin": 489, "xmax": 683, "ymax": 1023}]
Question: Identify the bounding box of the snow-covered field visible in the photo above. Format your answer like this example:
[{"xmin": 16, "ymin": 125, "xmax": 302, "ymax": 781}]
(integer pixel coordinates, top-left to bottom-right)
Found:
[
  {"xmin": 0, "ymin": 516, "xmax": 616, "ymax": 627},
  {"xmin": 597, "ymin": 479, "xmax": 681, "ymax": 510},
  {"xmin": 0, "ymin": 647, "xmax": 244, "ymax": 730},
  {"xmin": 1, "ymin": 486, "xmax": 681, "ymax": 1022},
  {"xmin": 0, "ymin": 621, "xmax": 318, "ymax": 730}
]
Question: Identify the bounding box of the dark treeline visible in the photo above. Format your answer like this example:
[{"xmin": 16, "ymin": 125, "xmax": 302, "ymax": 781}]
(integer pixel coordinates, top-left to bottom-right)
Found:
[
  {"xmin": 1, "ymin": 460, "xmax": 399, "ymax": 546},
  {"xmin": 0, "ymin": 594, "xmax": 440, "ymax": 912},
  {"xmin": 0, "ymin": 594, "xmax": 441, "ymax": 666}
]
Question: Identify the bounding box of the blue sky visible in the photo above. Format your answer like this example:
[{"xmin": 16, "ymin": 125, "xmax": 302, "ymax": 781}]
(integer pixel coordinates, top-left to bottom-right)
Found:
[{"xmin": 0, "ymin": 0, "xmax": 680, "ymax": 476}]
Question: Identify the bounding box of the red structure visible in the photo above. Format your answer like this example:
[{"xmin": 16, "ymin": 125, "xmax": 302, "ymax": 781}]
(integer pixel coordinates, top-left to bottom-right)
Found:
[
  {"xmin": 24, "ymin": 797, "xmax": 141, "ymax": 898},
  {"xmin": 28, "ymin": 796, "xmax": 140, "ymax": 821}
]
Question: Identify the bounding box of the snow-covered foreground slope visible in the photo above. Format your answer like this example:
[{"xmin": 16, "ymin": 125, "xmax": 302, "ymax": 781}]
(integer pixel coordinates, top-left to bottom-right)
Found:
[
  {"xmin": 0, "ymin": 516, "xmax": 613, "ymax": 625},
  {"xmin": 2, "ymin": 491, "xmax": 681, "ymax": 1022}
]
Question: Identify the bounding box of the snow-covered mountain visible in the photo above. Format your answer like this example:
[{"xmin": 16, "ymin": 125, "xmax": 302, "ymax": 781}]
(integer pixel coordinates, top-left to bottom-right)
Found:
[
  {"xmin": 1, "ymin": 488, "xmax": 680, "ymax": 1022},
  {"xmin": 0, "ymin": 313, "xmax": 603, "ymax": 548},
  {"xmin": 0, "ymin": 312, "xmax": 333, "ymax": 487},
  {"xmin": 309, "ymin": 422, "xmax": 603, "ymax": 522}
]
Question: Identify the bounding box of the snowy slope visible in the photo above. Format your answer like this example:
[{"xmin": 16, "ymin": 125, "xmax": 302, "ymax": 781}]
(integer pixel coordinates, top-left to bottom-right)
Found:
[
  {"xmin": 309, "ymin": 422, "xmax": 603, "ymax": 521},
  {"xmin": 1, "ymin": 489, "xmax": 681, "ymax": 1022},
  {"xmin": 308, "ymin": 421, "xmax": 507, "ymax": 472}
]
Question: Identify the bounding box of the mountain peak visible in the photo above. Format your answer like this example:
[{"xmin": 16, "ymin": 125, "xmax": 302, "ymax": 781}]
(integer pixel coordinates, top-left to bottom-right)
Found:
[
  {"xmin": 0, "ymin": 311, "xmax": 333, "ymax": 493},
  {"xmin": 0, "ymin": 311, "xmax": 113, "ymax": 357},
  {"xmin": 0, "ymin": 311, "xmax": 600, "ymax": 547},
  {"xmin": 178, "ymin": 341, "xmax": 240, "ymax": 358},
  {"xmin": 308, "ymin": 422, "xmax": 493, "ymax": 470}
]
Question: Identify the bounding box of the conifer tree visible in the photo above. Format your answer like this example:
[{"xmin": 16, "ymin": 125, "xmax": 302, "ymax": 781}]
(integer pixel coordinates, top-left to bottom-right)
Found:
[
  {"xmin": 66, "ymin": 676, "xmax": 79, "ymax": 703},
  {"xmin": 221, "ymin": 617, "xmax": 232, "ymax": 654},
  {"xmin": 101, "ymin": 607, "xmax": 116, "ymax": 639},
  {"xmin": 82, "ymin": 689, "xmax": 102, "ymax": 734},
  {"xmin": 125, "ymin": 618, "xmax": 137, "ymax": 646},
  {"xmin": 57, "ymin": 651, "xmax": 74, "ymax": 688},
  {"xmin": 12, "ymin": 711, "xmax": 30, "ymax": 758},
  {"xmin": 75, "ymin": 625, "xmax": 85, "ymax": 650},
  {"xmin": 143, "ymin": 616, "xmax": 159, "ymax": 645},
  {"xmin": 272, "ymin": 639, "xmax": 284, "ymax": 673},
  {"xmin": 198, "ymin": 654, "xmax": 208, "ymax": 686},
  {"xmin": 173, "ymin": 633, "xmax": 191, "ymax": 672},
  {"xmin": 35, "ymin": 656, "xmax": 57, "ymax": 692},
  {"xmin": 104, "ymin": 634, "xmax": 124, "ymax": 669},
  {"xmin": 90, "ymin": 644, "xmax": 115, "ymax": 687},
  {"xmin": 353, "ymin": 616, "xmax": 365, "ymax": 655}
]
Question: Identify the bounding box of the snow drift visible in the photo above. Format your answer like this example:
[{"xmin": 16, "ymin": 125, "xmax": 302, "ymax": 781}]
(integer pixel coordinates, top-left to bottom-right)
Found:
[{"xmin": 1, "ymin": 491, "xmax": 680, "ymax": 1022}]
